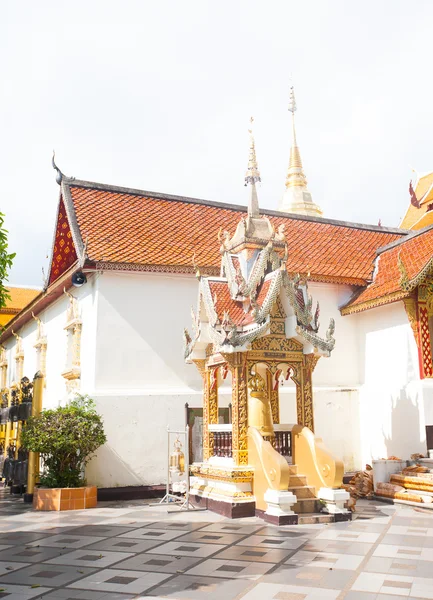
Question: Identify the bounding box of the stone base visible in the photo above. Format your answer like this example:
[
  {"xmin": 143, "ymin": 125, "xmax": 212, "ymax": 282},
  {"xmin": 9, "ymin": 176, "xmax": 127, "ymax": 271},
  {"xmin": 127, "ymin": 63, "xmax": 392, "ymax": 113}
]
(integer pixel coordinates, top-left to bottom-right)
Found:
[
  {"xmin": 33, "ymin": 486, "xmax": 97, "ymax": 511},
  {"xmin": 264, "ymin": 488, "xmax": 297, "ymax": 518},
  {"xmin": 256, "ymin": 508, "xmax": 298, "ymax": 525},
  {"xmin": 318, "ymin": 487, "xmax": 351, "ymax": 515},
  {"xmin": 190, "ymin": 494, "xmax": 255, "ymax": 518}
]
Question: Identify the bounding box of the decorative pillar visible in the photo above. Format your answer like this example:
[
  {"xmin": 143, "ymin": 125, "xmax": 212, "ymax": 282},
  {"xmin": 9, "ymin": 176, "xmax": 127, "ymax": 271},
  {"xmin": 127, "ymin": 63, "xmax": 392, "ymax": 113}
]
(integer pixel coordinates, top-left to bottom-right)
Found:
[
  {"xmin": 291, "ymin": 354, "xmax": 319, "ymax": 433},
  {"xmin": 62, "ymin": 291, "xmax": 82, "ymax": 393},
  {"xmin": 226, "ymin": 353, "xmax": 248, "ymax": 465},
  {"xmin": 205, "ymin": 367, "xmax": 219, "ymax": 460},
  {"xmin": 417, "ymin": 285, "xmax": 433, "ymax": 378},
  {"xmin": 267, "ymin": 369, "xmax": 280, "ymax": 425},
  {"xmin": 33, "ymin": 314, "xmax": 47, "ymax": 384},
  {"xmin": 192, "ymin": 361, "xmax": 219, "ymax": 461},
  {"xmin": 0, "ymin": 346, "xmax": 7, "ymax": 389},
  {"xmin": 12, "ymin": 332, "xmax": 24, "ymax": 384}
]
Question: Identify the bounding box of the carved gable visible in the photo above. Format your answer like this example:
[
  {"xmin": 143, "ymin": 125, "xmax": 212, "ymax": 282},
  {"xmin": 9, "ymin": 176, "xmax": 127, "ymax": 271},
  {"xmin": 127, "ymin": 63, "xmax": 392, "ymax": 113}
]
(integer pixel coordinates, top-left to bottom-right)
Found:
[{"xmin": 48, "ymin": 199, "xmax": 78, "ymax": 285}]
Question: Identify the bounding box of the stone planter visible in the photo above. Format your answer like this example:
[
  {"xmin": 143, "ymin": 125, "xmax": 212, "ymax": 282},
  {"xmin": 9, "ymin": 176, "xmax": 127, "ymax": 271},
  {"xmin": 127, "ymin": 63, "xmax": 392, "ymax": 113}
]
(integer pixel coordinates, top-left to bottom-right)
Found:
[
  {"xmin": 33, "ymin": 485, "xmax": 97, "ymax": 511},
  {"xmin": 372, "ymin": 459, "xmax": 407, "ymax": 492}
]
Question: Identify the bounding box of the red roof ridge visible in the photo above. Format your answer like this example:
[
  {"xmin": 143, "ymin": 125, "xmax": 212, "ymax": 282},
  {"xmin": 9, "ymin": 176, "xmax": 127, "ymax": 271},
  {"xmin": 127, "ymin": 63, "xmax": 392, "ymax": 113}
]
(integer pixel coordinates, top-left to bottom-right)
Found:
[
  {"xmin": 376, "ymin": 222, "xmax": 433, "ymax": 255},
  {"xmin": 64, "ymin": 177, "xmax": 409, "ymax": 236}
]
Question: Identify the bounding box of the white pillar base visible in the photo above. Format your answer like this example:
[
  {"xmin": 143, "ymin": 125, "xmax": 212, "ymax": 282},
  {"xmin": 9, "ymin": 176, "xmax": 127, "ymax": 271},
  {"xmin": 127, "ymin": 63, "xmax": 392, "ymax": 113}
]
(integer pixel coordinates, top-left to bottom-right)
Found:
[
  {"xmin": 318, "ymin": 487, "xmax": 350, "ymax": 514},
  {"xmin": 264, "ymin": 489, "xmax": 297, "ymax": 517}
]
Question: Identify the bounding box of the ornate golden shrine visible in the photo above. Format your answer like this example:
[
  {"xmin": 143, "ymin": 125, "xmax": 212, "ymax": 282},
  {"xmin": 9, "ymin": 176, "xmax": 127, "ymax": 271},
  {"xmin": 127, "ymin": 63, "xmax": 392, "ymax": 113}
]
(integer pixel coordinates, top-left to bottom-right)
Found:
[
  {"xmin": 194, "ymin": 336, "xmax": 319, "ymax": 467},
  {"xmin": 184, "ymin": 119, "xmax": 346, "ymax": 523}
]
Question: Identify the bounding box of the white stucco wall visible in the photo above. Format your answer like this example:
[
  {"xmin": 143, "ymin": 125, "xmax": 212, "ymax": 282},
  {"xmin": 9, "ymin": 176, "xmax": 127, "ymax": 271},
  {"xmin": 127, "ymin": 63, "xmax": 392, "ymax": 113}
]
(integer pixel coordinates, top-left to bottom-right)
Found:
[{"xmin": 352, "ymin": 301, "xmax": 426, "ymax": 467}]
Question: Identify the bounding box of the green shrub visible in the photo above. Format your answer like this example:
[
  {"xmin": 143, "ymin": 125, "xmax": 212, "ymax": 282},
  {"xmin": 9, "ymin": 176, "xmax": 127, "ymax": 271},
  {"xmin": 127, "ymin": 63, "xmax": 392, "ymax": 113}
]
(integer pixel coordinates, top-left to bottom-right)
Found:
[{"xmin": 21, "ymin": 394, "xmax": 107, "ymax": 488}]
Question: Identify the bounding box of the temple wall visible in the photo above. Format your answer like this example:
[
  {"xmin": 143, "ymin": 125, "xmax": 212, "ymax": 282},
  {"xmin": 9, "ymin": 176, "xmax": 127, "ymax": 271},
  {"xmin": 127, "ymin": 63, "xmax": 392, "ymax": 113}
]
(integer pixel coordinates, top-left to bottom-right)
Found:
[
  {"xmin": 88, "ymin": 271, "xmax": 204, "ymax": 486},
  {"xmin": 352, "ymin": 301, "xmax": 427, "ymax": 467},
  {"xmin": 1, "ymin": 278, "xmax": 98, "ymax": 409}
]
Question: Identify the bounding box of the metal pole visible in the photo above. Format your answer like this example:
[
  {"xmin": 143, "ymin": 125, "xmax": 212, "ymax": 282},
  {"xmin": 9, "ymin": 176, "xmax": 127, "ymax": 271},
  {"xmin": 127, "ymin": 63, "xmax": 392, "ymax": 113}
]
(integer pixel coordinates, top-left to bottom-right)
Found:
[
  {"xmin": 185, "ymin": 424, "xmax": 190, "ymax": 510},
  {"xmin": 24, "ymin": 371, "xmax": 44, "ymax": 503}
]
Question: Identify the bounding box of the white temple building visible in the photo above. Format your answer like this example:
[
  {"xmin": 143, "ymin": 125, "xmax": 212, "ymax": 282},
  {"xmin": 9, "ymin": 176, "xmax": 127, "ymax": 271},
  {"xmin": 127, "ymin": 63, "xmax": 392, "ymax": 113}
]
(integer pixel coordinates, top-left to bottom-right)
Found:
[{"xmin": 1, "ymin": 88, "xmax": 433, "ymax": 497}]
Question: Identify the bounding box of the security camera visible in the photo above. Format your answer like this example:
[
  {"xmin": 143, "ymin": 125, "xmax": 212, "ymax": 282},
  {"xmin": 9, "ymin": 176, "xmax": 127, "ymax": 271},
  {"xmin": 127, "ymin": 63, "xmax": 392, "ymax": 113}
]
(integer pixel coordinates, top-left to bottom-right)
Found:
[{"xmin": 72, "ymin": 272, "xmax": 87, "ymax": 287}]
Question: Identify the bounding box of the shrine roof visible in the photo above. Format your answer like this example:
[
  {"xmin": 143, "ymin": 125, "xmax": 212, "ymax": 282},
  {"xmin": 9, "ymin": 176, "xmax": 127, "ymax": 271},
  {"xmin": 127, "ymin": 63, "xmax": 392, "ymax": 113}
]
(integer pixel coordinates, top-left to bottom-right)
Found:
[
  {"xmin": 60, "ymin": 178, "xmax": 406, "ymax": 287},
  {"xmin": 341, "ymin": 224, "xmax": 433, "ymax": 314},
  {"xmin": 208, "ymin": 278, "xmax": 272, "ymax": 326}
]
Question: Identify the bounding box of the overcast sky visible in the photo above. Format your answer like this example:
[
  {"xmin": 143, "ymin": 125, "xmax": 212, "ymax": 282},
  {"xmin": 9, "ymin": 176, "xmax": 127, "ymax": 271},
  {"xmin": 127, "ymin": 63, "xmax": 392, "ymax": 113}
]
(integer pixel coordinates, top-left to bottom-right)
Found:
[{"xmin": 2, "ymin": 1, "xmax": 433, "ymax": 286}]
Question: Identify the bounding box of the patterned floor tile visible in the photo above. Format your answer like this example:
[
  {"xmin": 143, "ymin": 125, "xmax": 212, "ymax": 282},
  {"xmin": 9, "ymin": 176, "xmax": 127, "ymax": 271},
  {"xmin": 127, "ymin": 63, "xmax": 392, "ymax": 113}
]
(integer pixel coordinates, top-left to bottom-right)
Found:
[
  {"xmin": 255, "ymin": 526, "xmax": 319, "ymax": 538},
  {"xmin": 148, "ymin": 540, "xmax": 225, "ymax": 557},
  {"xmin": 142, "ymin": 519, "xmax": 212, "ymax": 531},
  {"xmin": 45, "ymin": 548, "xmax": 135, "ymax": 568},
  {"xmin": 236, "ymin": 581, "xmax": 340, "ymax": 599},
  {"xmin": 112, "ymin": 552, "xmax": 203, "ymax": 573},
  {"xmin": 146, "ymin": 574, "xmax": 251, "ymax": 599},
  {"xmin": 303, "ymin": 539, "xmax": 373, "ymax": 556},
  {"xmin": 262, "ymin": 564, "xmax": 353, "ymax": 589},
  {"xmin": 68, "ymin": 568, "xmax": 171, "ymax": 594},
  {"xmin": 373, "ymin": 543, "xmax": 433, "ymax": 562},
  {"xmin": 27, "ymin": 533, "xmax": 107, "ymax": 549},
  {"xmin": 0, "ymin": 584, "xmax": 52, "ymax": 598},
  {"xmin": 117, "ymin": 526, "xmax": 186, "ymax": 541},
  {"xmin": 84, "ymin": 536, "xmax": 165, "ymax": 553},
  {"xmin": 287, "ymin": 550, "xmax": 364, "ymax": 570},
  {"xmin": 0, "ymin": 563, "xmax": 96, "ymax": 587},
  {"xmin": 174, "ymin": 530, "xmax": 247, "ymax": 545},
  {"xmin": 237, "ymin": 534, "xmax": 308, "ymax": 551},
  {"xmin": 213, "ymin": 544, "xmax": 294, "ymax": 563},
  {"xmin": 42, "ymin": 590, "xmax": 137, "ymax": 600},
  {"xmin": 199, "ymin": 522, "xmax": 265, "ymax": 535},
  {"xmin": 0, "ymin": 545, "xmax": 74, "ymax": 563},
  {"xmin": 64, "ymin": 525, "xmax": 140, "ymax": 538},
  {"xmin": 314, "ymin": 529, "xmax": 380, "ymax": 544},
  {"xmin": 184, "ymin": 558, "xmax": 273, "ymax": 579}
]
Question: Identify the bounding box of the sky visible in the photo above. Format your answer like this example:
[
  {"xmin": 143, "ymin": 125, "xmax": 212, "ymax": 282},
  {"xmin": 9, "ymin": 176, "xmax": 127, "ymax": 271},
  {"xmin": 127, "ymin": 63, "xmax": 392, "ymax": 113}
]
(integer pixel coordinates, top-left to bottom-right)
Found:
[{"xmin": 1, "ymin": 1, "xmax": 433, "ymax": 286}]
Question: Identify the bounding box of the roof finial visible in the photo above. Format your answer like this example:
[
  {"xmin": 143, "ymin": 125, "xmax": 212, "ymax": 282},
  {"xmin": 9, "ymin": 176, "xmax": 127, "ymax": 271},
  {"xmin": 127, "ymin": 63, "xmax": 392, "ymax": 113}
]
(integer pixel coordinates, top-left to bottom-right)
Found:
[
  {"xmin": 244, "ymin": 117, "xmax": 261, "ymax": 218},
  {"xmin": 52, "ymin": 150, "xmax": 63, "ymax": 185}
]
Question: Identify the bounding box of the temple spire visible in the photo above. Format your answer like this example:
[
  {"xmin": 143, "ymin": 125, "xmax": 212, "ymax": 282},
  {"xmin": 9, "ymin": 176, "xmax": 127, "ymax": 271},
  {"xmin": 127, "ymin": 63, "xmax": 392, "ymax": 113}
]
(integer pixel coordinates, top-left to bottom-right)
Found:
[
  {"xmin": 279, "ymin": 86, "xmax": 323, "ymax": 217},
  {"xmin": 245, "ymin": 117, "xmax": 261, "ymax": 218},
  {"xmin": 286, "ymin": 87, "xmax": 307, "ymax": 189}
]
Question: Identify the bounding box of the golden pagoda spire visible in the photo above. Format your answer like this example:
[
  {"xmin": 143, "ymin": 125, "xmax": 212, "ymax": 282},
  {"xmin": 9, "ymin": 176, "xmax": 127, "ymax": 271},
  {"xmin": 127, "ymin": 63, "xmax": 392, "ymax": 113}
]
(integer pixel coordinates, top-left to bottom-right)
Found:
[
  {"xmin": 245, "ymin": 117, "xmax": 261, "ymax": 218},
  {"xmin": 279, "ymin": 86, "xmax": 323, "ymax": 217},
  {"xmin": 285, "ymin": 87, "xmax": 307, "ymax": 188}
]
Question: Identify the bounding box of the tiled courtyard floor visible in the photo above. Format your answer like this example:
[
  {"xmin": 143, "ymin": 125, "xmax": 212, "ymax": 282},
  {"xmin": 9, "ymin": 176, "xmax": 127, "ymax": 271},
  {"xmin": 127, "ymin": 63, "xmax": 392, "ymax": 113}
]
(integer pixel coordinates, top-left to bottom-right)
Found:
[{"xmin": 0, "ymin": 492, "xmax": 431, "ymax": 599}]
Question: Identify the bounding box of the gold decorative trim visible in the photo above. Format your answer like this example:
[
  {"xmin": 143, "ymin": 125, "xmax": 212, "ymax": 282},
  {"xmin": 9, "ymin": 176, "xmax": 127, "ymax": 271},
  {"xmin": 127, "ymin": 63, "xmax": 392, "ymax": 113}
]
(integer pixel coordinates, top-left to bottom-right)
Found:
[
  {"xmin": 190, "ymin": 463, "xmax": 254, "ymax": 483},
  {"xmin": 190, "ymin": 483, "xmax": 253, "ymax": 499},
  {"xmin": 403, "ymin": 296, "xmax": 419, "ymax": 346},
  {"xmin": 341, "ymin": 290, "xmax": 409, "ymax": 315}
]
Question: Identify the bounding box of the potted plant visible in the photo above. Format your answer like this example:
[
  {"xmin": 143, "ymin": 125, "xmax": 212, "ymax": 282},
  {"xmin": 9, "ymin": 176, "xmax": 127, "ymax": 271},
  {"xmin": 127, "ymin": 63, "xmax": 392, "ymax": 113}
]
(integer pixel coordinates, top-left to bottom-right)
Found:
[{"xmin": 20, "ymin": 394, "xmax": 107, "ymax": 511}]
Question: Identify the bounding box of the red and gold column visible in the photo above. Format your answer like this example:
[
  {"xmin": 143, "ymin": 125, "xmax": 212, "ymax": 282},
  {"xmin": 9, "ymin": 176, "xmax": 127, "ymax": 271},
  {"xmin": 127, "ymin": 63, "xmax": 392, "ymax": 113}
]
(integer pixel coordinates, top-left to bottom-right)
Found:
[{"xmin": 227, "ymin": 353, "xmax": 248, "ymax": 466}]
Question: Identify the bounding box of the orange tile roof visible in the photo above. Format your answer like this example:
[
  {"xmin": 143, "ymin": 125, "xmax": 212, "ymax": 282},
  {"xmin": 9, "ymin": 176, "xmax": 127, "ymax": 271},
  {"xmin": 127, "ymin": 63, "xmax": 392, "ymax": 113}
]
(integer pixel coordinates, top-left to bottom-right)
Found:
[
  {"xmin": 1, "ymin": 287, "xmax": 40, "ymax": 311},
  {"xmin": 0, "ymin": 287, "xmax": 41, "ymax": 326},
  {"xmin": 63, "ymin": 180, "xmax": 406, "ymax": 287},
  {"xmin": 342, "ymin": 226, "xmax": 433, "ymax": 313}
]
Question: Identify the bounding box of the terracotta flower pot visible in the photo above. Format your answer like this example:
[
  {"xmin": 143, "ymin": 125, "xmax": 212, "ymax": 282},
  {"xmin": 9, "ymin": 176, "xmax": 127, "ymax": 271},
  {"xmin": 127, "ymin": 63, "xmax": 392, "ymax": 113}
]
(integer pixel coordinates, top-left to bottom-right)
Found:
[{"xmin": 33, "ymin": 485, "xmax": 97, "ymax": 511}]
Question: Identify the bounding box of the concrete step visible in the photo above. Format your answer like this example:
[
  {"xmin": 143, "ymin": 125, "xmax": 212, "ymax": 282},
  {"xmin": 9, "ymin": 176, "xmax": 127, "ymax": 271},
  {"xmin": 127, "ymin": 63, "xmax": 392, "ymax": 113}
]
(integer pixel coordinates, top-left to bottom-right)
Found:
[
  {"xmin": 298, "ymin": 513, "xmax": 335, "ymax": 525},
  {"xmin": 289, "ymin": 475, "xmax": 308, "ymax": 487},
  {"xmin": 293, "ymin": 498, "xmax": 320, "ymax": 513},
  {"xmin": 288, "ymin": 485, "xmax": 316, "ymax": 499}
]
